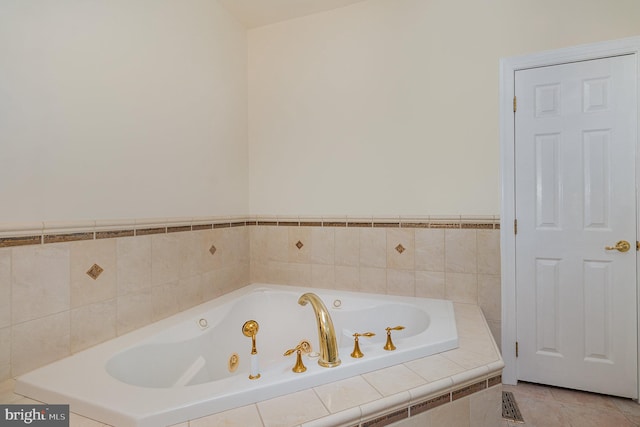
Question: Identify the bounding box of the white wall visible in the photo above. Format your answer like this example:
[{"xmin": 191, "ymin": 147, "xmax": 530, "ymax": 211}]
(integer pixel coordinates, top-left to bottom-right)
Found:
[
  {"xmin": 3, "ymin": 0, "xmax": 639, "ymax": 222},
  {"xmin": 248, "ymin": 0, "xmax": 640, "ymax": 216},
  {"xmin": 0, "ymin": 0, "xmax": 248, "ymax": 222}
]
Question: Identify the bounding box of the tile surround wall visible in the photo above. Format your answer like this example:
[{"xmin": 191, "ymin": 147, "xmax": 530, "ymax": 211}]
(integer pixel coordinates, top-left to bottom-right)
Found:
[
  {"xmin": 0, "ymin": 215, "xmax": 501, "ymax": 382},
  {"xmin": 0, "ymin": 219, "xmax": 250, "ymax": 381},
  {"xmin": 249, "ymin": 216, "xmax": 501, "ymax": 349}
]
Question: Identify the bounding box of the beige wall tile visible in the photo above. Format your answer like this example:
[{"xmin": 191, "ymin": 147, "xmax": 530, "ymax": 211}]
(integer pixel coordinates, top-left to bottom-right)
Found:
[
  {"xmin": 415, "ymin": 271, "xmax": 445, "ymax": 299},
  {"xmin": 179, "ymin": 275, "xmax": 203, "ymax": 310},
  {"xmin": 360, "ymin": 228, "xmax": 386, "ymax": 268},
  {"xmin": 151, "ymin": 234, "xmax": 180, "ymax": 286},
  {"xmin": 12, "ymin": 244, "xmax": 70, "ymax": 324},
  {"xmin": 117, "ymin": 236, "xmax": 151, "ymax": 296},
  {"xmin": 0, "ymin": 250, "xmax": 10, "ymax": 329},
  {"xmin": 152, "ymin": 281, "xmax": 182, "ymax": 321},
  {"xmin": 217, "ymin": 227, "xmax": 249, "ymax": 269},
  {"xmin": 453, "ymin": 303, "xmax": 490, "ymax": 338},
  {"xmin": 70, "ymin": 239, "xmax": 117, "ymax": 308},
  {"xmin": 359, "ymin": 267, "xmax": 386, "ymax": 294},
  {"xmin": 71, "ymin": 299, "xmax": 117, "ymax": 353},
  {"xmin": 445, "ymin": 272, "xmax": 478, "ymax": 304},
  {"xmin": 441, "ymin": 346, "xmax": 498, "ymax": 369},
  {"xmin": 265, "ymin": 261, "xmax": 288, "ymax": 284},
  {"xmin": 335, "ymin": 265, "xmax": 359, "ymax": 291},
  {"xmin": 415, "ymin": 229, "xmax": 444, "ymax": 272},
  {"xmin": 311, "ymin": 264, "xmax": 335, "ymax": 289},
  {"xmin": 237, "ymin": 227, "xmax": 251, "ymax": 266},
  {"xmin": 478, "ymin": 274, "xmax": 500, "ymax": 322},
  {"xmin": 334, "ymin": 228, "xmax": 360, "ymax": 266},
  {"xmin": 457, "ymin": 335, "xmax": 498, "ymax": 359},
  {"xmin": 249, "ymin": 261, "xmax": 268, "ymax": 284},
  {"xmin": 202, "ymin": 229, "xmax": 223, "ymax": 272},
  {"xmin": 486, "ymin": 319, "xmax": 502, "ymax": 352},
  {"xmin": 11, "ymin": 311, "xmax": 70, "ymax": 376},
  {"xmin": 477, "ymin": 230, "xmax": 500, "ymax": 275},
  {"xmin": 178, "ymin": 231, "xmax": 204, "ymax": 279},
  {"xmin": 223, "ymin": 227, "xmax": 249, "ymax": 268},
  {"xmin": 429, "ymin": 395, "xmax": 470, "ymax": 427},
  {"xmin": 405, "ymin": 354, "xmax": 465, "ymax": 382},
  {"xmin": 249, "ymin": 226, "xmax": 268, "ymax": 264},
  {"xmin": 267, "ymin": 226, "xmax": 288, "ymax": 262},
  {"xmin": 228, "ymin": 263, "xmax": 250, "ymax": 292},
  {"xmin": 190, "ymin": 404, "xmax": 263, "ymax": 427},
  {"xmin": 257, "ymin": 388, "xmax": 329, "ymax": 427},
  {"xmin": 387, "ymin": 269, "xmax": 415, "ymax": 297},
  {"xmin": 445, "ymin": 230, "xmax": 477, "ymax": 273},
  {"xmin": 387, "ymin": 229, "xmax": 415, "ymax": 270},
  {"xmin": 117, "ymin": 289, "xmax": 153, "ymax": 335},
  {"xmin": 282, "ymin": 262, "xmax": 312, "ymax": 286},
  {"xmin": 288, "ymin": 226, "xmax": 311, "ymax": 264},
  {"xmin": 209, "ymin": 229, "xmax": 229, "ymax": 271},
  {"xmin": 201, "ymin": 270, "xmax": 224, "ymax": 301},
  {"xmin": 311, "ymin": 227, "xmax": 334, "ymax": 265},
  {"xmin": 0, "ymin": 327, "xmax": 9, "ymax": 382},
  {"xmin": 470, "ymin": 386, "xmax": 502, "ymax": 427},
  {"xmin": 314, "ymin": 376, "xmax": 382, "ymax": 413},
  {"xmin": 0, "ymin": 379, "xmax": 18, "ymax": 402},
  {"xmin": 394, "ymin": 411, "xmax": 432, "ymax": 427},
  {"xmin": 212, "ymin": 265, "xmax": 247, "ymax": 296},
  {"xmin": 362, "ymin": 364, "xmax": 426, "ymax": 396}
]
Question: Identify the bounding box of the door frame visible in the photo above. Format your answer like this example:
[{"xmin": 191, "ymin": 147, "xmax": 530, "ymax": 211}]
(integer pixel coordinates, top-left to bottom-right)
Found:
[{"xmin": 500, "ymin": 35, "xmax": 640, "ymax": 389}]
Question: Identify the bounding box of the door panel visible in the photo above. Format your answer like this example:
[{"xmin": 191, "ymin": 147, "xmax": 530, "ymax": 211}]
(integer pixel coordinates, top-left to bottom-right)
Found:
[{"xmin": 515, "ymin": 54, "xmax": 638, "ymax": 398}]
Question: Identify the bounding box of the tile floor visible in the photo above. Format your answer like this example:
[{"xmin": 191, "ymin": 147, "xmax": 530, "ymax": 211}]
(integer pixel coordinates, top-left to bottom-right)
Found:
[{"xmin": 502, "ymin": 382, "xmax": 640, "ymax": 427}]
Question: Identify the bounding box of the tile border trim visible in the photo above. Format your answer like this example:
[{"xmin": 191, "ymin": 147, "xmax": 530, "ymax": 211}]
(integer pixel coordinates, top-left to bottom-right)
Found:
[
  {"xmin": 0, "ymin": 215, "xmax": 500, "ymax": 248},
  {"xmin": 358, "ymin": 373, "xmax": 502, "ymax": 427}
]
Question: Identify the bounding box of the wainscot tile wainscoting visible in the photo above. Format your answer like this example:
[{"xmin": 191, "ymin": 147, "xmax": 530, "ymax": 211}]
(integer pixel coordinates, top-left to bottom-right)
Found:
[
  {"xmin": 0, "ymin": 215, "xmax": 502, "ymax": 427},
  {"xmin": 0, "ymin": 217, "xmax": 251, "ymax": 380},
  {"xmin": 249, "ymin": 215, "xmax": 501, "ymax": 353}
]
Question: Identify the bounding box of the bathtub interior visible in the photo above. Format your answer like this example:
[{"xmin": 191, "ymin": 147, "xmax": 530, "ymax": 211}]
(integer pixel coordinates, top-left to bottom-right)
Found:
[{"xmin": 105, "ymin": 288, "xmax": 434, "ymax": 389}]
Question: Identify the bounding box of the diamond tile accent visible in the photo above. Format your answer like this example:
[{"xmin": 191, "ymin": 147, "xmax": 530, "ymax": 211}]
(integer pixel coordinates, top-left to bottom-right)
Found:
[
  {"xmin": 209, "ymin": 245, "xmax": 217, "ymax": 255},
  {"xmin": 86, "ymin": 264, "xmax": 104, "ymax": 280},
  {"xmin": 296, "ymin": 240, "xmax": 304, "ymax": 249},
  {"xmin": 395, "ymin": 244, "xmax": 405, "ymax": 254}
]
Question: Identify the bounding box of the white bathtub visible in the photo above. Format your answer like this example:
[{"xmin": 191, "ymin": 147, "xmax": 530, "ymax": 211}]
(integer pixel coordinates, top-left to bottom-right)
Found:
[{"xmin": 15, "ymin": 284, "xmax": 458, "ymax": 427}]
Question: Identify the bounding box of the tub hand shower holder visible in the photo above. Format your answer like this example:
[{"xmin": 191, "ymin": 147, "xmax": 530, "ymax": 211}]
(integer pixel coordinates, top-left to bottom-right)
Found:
[
  {"xmin": 242, "ymin": 320, "xmax": 261, "ymax": 379},
  {"xmin": 384, "ymin": 326, "xmax": 405, "ymax": 351}
]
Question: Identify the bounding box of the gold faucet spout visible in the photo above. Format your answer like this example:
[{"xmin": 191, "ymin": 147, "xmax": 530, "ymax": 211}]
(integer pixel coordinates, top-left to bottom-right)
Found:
[{"xmin": 298, "ymin": 293, "xmax": 341, "ymax": 368}]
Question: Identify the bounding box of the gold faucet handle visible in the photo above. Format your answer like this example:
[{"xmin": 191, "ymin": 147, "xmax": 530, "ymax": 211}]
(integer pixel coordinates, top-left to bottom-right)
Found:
[
  {"xmin": 384, "ymin": 325, "xmax": 405, "ymax": 351},
  {"xmin": 284, "ymin": 343, "xmax": 308, "ymax": 373},
  {"xmin": 354, "ymin": 332, "xmax": 376, "ymax": 338},
  {"xmin": 351, "ymin": 332, "xmax": 375, "ymax": 358}
]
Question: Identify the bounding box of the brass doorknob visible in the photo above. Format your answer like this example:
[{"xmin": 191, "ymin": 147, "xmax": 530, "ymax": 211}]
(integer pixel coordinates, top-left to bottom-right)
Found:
[{"xmin": 605, "ymin": 240, "xmax": 631, "ymax": 252}]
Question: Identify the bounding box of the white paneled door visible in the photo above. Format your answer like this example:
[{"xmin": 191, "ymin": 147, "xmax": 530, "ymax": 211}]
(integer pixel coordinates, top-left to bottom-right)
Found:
[{"xmin": 515, "ymin": 55, "xmax": 638, "ymax": 398}]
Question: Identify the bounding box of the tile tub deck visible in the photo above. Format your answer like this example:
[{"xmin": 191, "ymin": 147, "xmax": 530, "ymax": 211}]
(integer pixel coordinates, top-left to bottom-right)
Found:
[{"xmin": 1, "ymin": 302, "xmax": 503, "ymax": 427}]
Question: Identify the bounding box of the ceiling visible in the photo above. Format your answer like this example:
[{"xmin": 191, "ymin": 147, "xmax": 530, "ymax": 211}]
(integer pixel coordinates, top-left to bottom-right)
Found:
[{"xmin": 217, "ymin": 0, "xmax": 369, "ymax": 29}]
